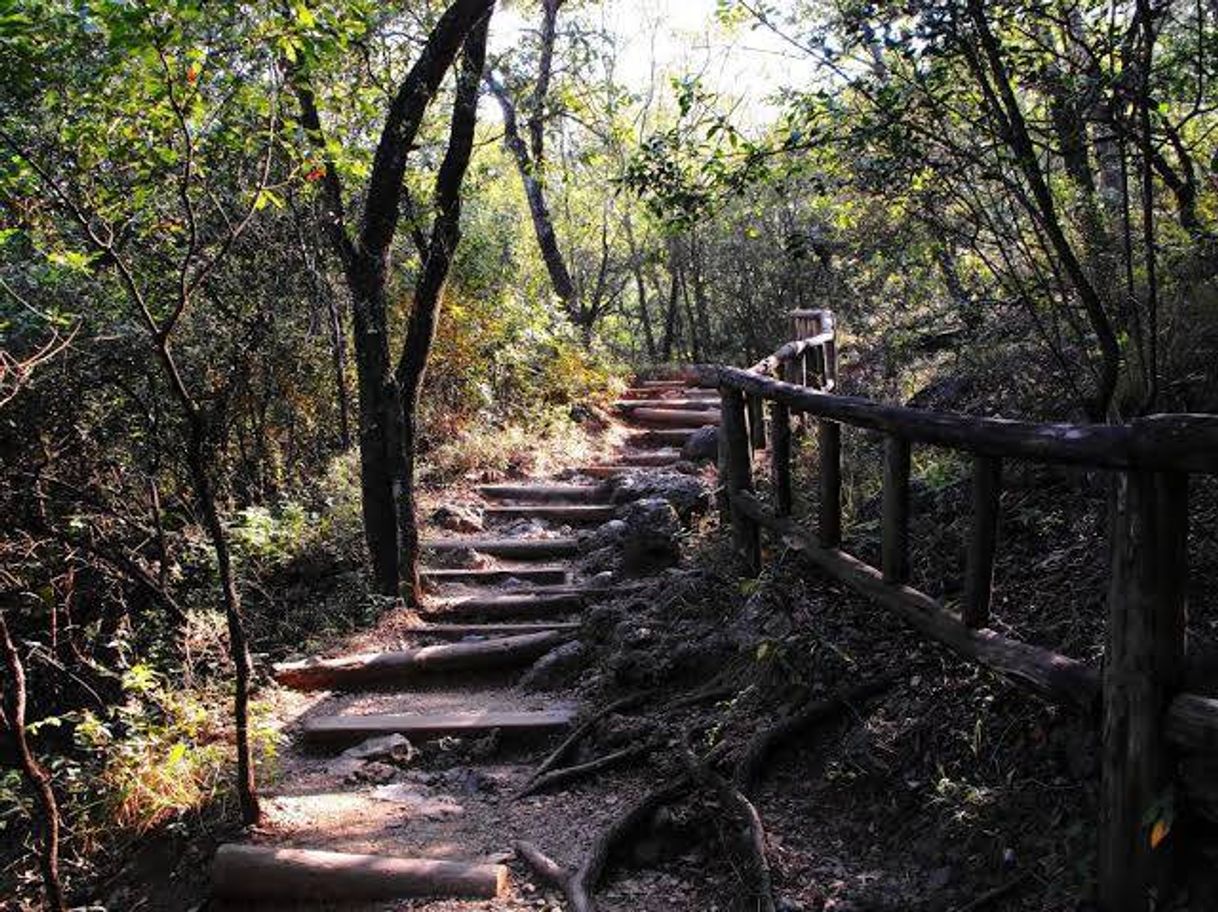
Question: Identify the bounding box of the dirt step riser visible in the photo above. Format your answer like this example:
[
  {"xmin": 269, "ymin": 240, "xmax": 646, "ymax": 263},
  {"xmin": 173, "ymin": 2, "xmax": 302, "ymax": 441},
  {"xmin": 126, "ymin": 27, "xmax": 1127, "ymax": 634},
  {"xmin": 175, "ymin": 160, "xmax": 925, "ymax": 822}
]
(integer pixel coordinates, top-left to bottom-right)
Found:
[
  {"xmin": 477, "ymin": 483, "xmax": 611, "ymax": 504},
  {"xmin": 615, "ymin": 399, "xmax": 724, "ymax": 411},
  {"xmin": 483, "ymin": 505, "xmax": 617, "ymax": 524},
  {"xmin": 627, "ymin": 408, "xmax": 721, "ymax": 429},
  {"xmin": 300, "ymin": 709, "xmax": 576, "ymax": 746},
  {"xmin": 618, "ymin": 451, "xmax": 681, "ymax": 466},
  {"xmin": 212, "ymin": 845, "xmax": 508, "ymax": 902},
  {"xmin": 424, "ymin": 593, "xmax": 584, "ymax": 622},
  {"xmin": 423, "ymin": 538, "xmax": 581, "ymax": 559},
  {"xmin": 422, "ymin": 567, "xmax": 570, "ymax": 585},
  {"xmin": 274, "ymin": 631, "xmax": 570, "ymax": 691},
  {"xmin": 408, "ymin": 622, "xmax": 581, "ymax": 639},
  {"xmin": 626, "ymin": 428, "xmax": 699, "ymax": 448}
]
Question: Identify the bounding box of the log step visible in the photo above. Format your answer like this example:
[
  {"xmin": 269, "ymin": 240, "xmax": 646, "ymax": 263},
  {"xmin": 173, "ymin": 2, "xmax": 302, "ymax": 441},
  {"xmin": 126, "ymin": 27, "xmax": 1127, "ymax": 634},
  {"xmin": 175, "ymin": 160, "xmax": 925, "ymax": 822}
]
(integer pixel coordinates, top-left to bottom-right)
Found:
[
  {"xmin": 627, "ymin": 428, "xmax": 698, "ymax": 448},
  {"xmin": 615, "ymin": 398, "xmax": 723, "ymax": 411},
  {"xmin": 300, "ymin": 708, "xmax": 576, "ymax": 744},
  {"xmin": 422, "ymin": 566, "xmax": 570, "ymax": 585},
  {"xmin": 638, "ymin": 379, "xmax": 692, "ymax": 388},
  {"xmin": 408, "ymin": 621, "xmax": 581, "ymax": 639},
  {"xmin": 477, "ymin": 483, "xmax": 610, "ymax": 504},
  {"xmin": 423, "ymin": 537, "xmax": 580, "ymax": 558},
  {"xmin": 212, "ymin": 845, "xmax": 508, "ymax": 902},
  {"xmin": 425, "ymin": 592, "xmax": 583, "ymax": 622},
  {"xmin": 274, "ymin": 631, "xmax": 570, "ymax": 690},
  {"xmin": 484, "ymin": 505, "xmax": 616, "ymax": 524},
  {"xmin": 619, "ymin": 450, "xmax": 681, "ymax": 466},
  {"xmin": 627, "ymin": 407, "xmax": 720, "ymax": 428}
]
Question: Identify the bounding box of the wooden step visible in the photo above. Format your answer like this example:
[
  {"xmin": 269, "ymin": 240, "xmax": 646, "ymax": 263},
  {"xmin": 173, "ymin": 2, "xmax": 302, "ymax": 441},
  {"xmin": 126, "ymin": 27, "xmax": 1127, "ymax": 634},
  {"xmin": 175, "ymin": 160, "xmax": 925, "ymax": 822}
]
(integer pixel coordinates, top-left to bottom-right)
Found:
[
  {"xmin": 627, "ymin": 428, "xmax": 698, "ymax": 448},
  {"xmin": 425, "ymin": 592, "xmax": 583, "ymax": 622},
  {"xmin": 274, "ymin": 631, "xmax": 569, "ymax": 690},
  {"xmin": 627, "ymin": 407, "xmax": 720, "ymax": 428},
  {"xmin": 212, "ymin": 845, "xmax": 508, "ymax": 902},
  {"xmin": 407, "ymin": 621, "xmax": 581, "ymax": 639},
  {"xmin": 483, "ymin": 504, "xmax": 616, "ymax": 524},
  {"xmin": 619, "ymin": 450, "xmax": 681, "ymax": 466},
  {"xmin": 423, "ymin": 538, "xmax": 580, "ymax": 559},
  {"xmin": 615, "ymin": 398, "xmax": 723, "ymax": 411},
  {"xmin": 638, "ymin": 379, "xmax": 691, "ymax": 388},
  {"xmin": 300, "ymin": 708, "xmax": 576, "ymax": 745},
  {"xmin": 422, "ymin": 566, "xmax": 570, "ymax": 585},
  {"xmin": 478, "ymin": 483, "xmax": 610, "ymax": 504}
]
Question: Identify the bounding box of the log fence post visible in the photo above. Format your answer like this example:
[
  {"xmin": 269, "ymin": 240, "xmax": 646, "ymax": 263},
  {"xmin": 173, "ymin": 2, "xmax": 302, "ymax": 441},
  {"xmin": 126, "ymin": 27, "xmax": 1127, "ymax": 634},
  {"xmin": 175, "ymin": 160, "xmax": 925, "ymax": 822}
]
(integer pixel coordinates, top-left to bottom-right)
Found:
[
  {"xmin": 771, "ymin": 363, "xmax": 793, "ymax": 516},
  {"xmin": 963, "ymin": 456, "xmax": 1002, "ymax": 629},
  {"xmin": 747, "ymin": 394, "xmax": 767, "ymax": 451},
  {"xmin": 719, "ymin": 386, "xmax": 761, "ymax": 575},
  {"xmin": 1100, "ymin": 470, "xmax": 1188, "ymax": 912},
  {"xmin": 818, "ymin": 420, "xmax": 841, "ymax": 548},
  {"xmin": 882, "ymin": 435, "xmax": 911, "ymax": 584}
]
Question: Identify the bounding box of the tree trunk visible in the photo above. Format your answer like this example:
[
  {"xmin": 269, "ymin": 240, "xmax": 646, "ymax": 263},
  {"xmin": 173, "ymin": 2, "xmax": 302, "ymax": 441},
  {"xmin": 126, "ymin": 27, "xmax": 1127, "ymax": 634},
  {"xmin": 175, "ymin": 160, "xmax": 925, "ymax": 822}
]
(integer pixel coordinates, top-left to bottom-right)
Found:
[
  {"xmin": 185, "ymin": 425, "xmax": 261, "ymax": 825},
  {"xmin": 396, "ymin": 13, "xmax": 492, "ymax": 607},
  {"xmin": 0, "ymin": 609, "xmax": 67, "ymax": 912}
]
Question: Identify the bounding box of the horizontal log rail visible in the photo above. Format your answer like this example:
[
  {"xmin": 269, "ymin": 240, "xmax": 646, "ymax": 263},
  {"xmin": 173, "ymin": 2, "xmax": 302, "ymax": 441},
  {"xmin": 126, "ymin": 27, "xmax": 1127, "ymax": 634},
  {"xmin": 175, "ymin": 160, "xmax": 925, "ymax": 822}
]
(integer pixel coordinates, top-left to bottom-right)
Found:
[{"xmin": 704, "ymin": 309, "xmax": 1218, "ymax": 912}]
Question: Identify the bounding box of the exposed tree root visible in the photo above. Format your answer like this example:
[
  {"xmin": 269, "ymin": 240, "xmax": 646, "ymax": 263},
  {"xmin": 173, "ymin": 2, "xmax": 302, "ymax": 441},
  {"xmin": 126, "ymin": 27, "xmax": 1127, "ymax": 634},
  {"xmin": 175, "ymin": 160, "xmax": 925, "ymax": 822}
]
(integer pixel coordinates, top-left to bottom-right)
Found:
[
  {"xmin": 733, "ymin": 674, "xmax": 898, "ymax": 793},
  {"xmin": 680, "ymin": 745, "xmax": 776, "ymax": 912},
  {"xmin": 515, "ymin": 742, "xmax": 653, "ymax": 800},
  {"xmin": 527, "ymin": 690, "xmax": 653, "ymax": 785},
  {"xmin": 513, "ymin": 840, "xmax": 589, "ymax": 912}
]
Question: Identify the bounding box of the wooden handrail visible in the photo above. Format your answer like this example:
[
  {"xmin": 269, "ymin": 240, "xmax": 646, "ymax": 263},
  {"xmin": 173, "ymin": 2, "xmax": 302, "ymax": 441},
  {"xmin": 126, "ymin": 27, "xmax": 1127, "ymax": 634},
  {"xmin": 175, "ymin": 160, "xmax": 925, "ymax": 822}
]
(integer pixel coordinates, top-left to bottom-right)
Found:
[{"xmin": 697, "ymin": 364, "xmax": 1218, "ymax": 474}]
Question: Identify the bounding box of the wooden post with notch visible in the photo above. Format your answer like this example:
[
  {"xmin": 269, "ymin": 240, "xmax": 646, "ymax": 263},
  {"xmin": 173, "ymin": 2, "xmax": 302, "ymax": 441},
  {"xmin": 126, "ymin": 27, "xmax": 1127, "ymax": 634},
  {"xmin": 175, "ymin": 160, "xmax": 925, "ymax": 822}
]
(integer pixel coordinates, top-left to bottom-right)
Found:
[
  {"xmin": 963, "ymin": 456, "xmax": 1001, "ymax": 628},
  {"xmin": 818, "ymin": 419, "xmax": 841, "ymax": 548},
  {"xmin": 719, "ymin": 386, "xmax": 761, "ymax": 575},
  {"xmin": 1099, "ymin": 470, "xmax": 1188, "ymax": 912},
  {"xmin": 771, "ymin": 363, "xmax": 793, "ymax": 516},
  {"xmin": 882, "ymin": 435, "xmax": 910, "ymax": 584}
]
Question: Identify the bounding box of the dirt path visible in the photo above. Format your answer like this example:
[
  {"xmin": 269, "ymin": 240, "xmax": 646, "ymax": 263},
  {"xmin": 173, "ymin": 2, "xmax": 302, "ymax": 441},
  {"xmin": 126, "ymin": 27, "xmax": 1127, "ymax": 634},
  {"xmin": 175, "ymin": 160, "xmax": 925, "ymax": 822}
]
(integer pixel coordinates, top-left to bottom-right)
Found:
[{"xmin": 212, "ymin": 378, "xmax": 715, "ymax": 910}]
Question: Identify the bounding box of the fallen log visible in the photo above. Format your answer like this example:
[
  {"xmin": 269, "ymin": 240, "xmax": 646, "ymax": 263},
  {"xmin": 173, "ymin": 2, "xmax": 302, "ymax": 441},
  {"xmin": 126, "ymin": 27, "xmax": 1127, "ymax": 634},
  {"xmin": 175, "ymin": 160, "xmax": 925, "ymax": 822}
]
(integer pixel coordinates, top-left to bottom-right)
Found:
[
  {"xmin": 211, "ymin": 845, "xmax": 507, "ymax": 901},
  {"xmin": 274, "ymin": 631, "xmax": 569, "ymax": 690}
]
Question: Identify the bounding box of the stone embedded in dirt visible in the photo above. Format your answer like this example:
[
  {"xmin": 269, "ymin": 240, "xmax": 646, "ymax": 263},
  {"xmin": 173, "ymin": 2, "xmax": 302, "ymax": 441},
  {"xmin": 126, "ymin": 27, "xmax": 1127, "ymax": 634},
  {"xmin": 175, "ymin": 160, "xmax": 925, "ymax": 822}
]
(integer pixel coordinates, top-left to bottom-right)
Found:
[
  {"xmin": 581, "ymin": 518, "xmax": 627, "ymax": 552},
  {"xmin": 680, "ymin": 425, "xmax": 719, "ymax": 461},
  {"xmin": 616, "ymin": 498, "xmax": 681, "ymax": 575},
  {"xmin": 342, "ymin": 733, "xmax": 415, "ymax": 763},
  {"xmin": 608, "ymin": 471, "xmax": 710, "ymax": 522},
  {"xmin": 430, "ymin": 504, "xmax": 484, "ymax": 533},
  {"xmin": 519, "ymin": 640, "xmax": 585, "ymax": 691},
  {"xmin": 371, "ymin": 784, "xmax": 465, "ymax": 819}
]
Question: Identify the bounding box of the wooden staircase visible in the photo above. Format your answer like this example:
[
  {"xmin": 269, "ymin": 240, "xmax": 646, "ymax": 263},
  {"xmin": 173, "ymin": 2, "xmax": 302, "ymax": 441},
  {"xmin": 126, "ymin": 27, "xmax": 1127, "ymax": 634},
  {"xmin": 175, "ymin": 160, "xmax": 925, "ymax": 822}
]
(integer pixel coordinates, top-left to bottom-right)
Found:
[{"xmin": 212, "ymin": 372, "xmax": 716, "ymax": 903}]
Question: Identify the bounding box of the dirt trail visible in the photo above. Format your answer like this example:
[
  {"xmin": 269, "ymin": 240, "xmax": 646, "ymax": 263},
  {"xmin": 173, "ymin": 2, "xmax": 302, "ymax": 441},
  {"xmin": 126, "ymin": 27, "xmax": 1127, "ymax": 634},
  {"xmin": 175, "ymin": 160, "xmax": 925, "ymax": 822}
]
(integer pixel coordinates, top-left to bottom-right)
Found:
[{"xmin": 213, "ymin": 379, "xmax": 714, "ymax": 910}]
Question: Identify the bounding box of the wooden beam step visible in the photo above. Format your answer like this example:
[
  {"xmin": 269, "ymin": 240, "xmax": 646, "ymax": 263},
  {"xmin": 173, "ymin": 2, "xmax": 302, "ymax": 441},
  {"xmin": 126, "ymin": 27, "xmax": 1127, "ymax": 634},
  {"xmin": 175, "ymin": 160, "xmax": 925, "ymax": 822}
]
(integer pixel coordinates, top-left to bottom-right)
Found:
[
  {"xmin": 422, "ymin": 566, "xmax": 569, "ymax": 585},
  {"xmin": 212, "ymin": 845, "xmax": 508, "ymax": 902},
  {"xmin": 619, "ymin": 450, "xmax": 681, "ymax": 466},
  {"xmin": 477, "ymin": 483, "xmax": 610, "ymax": 504},
  {"xmin": 423, "ymin": 537, "xmax": 580, "ymax": 558},
  {"xmin": 408, "ymin": 621, "xmax": 581, "ymax": 639},
  {"xmin": 274, "ymin": 631, "xmax": 569, "ymax": 690},
  {"xmin": 627, "ymin": 428, "xmax": 698, "ymax": 448},
  {"xmin": 621, "ymin": 387, "xmax": 706, "ymax": 399},
  {"xmin": 484, "ymin": 505, "xmax": 616, "ymax": 524},
  {"xmin": 615, "ymin": 398, "xmax": 723, "ymax": 411},
  {"xmin": 638, "ymin": 379, "xmax": 691, "ymax": 388},
  {"xmin": 627, "ymin": 407, "xmax": 721, "ymax": 428},
  {"xmin": 300, "ymin": 708, "xmax": 576, "ymax": 745},
  {"xmin": 424, "ymin": 592, "xmax": 583, "ymax": 622}
]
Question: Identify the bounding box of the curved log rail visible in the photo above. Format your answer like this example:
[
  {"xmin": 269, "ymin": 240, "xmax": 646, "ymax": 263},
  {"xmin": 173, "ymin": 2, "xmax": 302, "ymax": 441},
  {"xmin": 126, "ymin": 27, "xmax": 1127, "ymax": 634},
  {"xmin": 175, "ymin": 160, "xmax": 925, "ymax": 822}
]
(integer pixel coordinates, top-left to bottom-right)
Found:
[{"xmin": 691, "ymin": 310, "xmax": 1218, "ymax": 912}]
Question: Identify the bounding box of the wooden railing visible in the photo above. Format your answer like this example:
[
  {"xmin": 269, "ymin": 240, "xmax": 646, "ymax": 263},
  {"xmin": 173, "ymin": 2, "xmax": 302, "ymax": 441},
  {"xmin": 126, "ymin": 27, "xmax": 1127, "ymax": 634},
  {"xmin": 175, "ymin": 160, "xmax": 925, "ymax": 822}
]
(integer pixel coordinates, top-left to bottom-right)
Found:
[{"xmin": 689, "ymin": 311, "xmax": 1218, "ymax": 912}]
